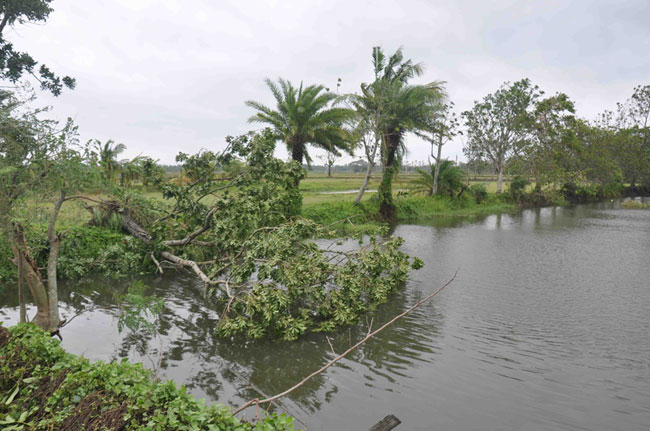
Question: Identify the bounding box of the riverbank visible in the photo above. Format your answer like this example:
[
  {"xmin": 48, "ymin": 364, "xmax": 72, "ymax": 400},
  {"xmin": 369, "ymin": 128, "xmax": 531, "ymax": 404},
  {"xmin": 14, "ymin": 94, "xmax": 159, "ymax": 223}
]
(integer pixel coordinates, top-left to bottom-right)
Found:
[
  {"xmin": 302, "ymin": 193, "xmax": 515, "ymax": 235},
  {"xmin": 0, "ymin": 324, "xmax": 294, "ymax": 430}
]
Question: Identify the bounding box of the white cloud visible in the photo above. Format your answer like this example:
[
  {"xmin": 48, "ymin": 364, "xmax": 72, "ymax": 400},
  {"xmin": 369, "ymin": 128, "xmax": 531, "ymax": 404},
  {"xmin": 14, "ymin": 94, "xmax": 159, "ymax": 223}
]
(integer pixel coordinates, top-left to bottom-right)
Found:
[{"xmin": 7, "ymin": 0, "xmax": 649, "ymax": 165}]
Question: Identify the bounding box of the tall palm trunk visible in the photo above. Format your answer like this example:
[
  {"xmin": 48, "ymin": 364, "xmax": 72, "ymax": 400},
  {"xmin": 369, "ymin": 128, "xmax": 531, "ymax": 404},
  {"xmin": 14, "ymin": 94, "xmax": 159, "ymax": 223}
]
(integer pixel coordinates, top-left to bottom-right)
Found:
[
  {"xmin": 290, "ymin": 140, "xmax": 304, "ymax": 186},
  {"xmin": 378, "ymin": 133, "xmax": 400, "ymax": 221}
]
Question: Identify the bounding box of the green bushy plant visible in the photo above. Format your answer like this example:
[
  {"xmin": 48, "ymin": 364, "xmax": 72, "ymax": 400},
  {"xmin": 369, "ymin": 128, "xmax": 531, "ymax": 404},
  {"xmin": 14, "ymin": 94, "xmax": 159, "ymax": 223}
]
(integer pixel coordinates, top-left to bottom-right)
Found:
[
  {"xmin": 0, "ymin": 324, "xmax": 296, "ymax": 430},
  {"xmin": 468, "ymin": 183, "xmax": 488, "ymax": 204}
]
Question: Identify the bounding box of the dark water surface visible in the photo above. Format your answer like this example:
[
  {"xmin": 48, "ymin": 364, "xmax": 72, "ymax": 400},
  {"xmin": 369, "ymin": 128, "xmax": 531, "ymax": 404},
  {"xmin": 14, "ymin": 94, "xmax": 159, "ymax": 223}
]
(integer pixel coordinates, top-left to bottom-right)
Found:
[{"xmin": 2, "ymin": 200, "xmax": 649, "ymax": 430}]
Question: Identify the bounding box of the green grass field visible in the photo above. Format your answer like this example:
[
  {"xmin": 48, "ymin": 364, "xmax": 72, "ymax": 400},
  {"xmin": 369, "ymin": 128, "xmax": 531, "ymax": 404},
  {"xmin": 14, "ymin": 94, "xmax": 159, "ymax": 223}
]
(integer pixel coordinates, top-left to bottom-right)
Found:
[{"xmin": 34, "ymin": 172, "xmax": 514, "ymax": 230}]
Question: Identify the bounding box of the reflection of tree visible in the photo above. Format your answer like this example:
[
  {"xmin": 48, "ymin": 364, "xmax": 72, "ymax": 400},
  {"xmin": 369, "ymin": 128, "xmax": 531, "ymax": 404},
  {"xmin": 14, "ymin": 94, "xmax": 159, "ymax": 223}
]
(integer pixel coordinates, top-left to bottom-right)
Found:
[{"xmin": 0, "ymin": 271, "xmax": 446, "ymax": 417}]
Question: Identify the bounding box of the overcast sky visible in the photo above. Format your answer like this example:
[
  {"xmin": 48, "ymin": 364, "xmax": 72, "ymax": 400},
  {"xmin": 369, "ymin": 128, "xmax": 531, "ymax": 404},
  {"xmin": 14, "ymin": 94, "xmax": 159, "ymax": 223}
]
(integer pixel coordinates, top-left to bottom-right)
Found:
[{"xmin": 9, "ymin": 0, "xmax": 650, "ymax": 165}]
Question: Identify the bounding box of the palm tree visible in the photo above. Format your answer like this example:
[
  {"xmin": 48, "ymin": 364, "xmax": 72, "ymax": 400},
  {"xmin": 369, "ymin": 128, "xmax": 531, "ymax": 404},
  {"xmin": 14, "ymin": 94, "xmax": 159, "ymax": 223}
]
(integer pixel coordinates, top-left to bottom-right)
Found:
[
  {"xmin": 409, "ymin": 160, "xmax": 466, "ymax": 196},
  {"xmin": 95, "ymin": 139, "xmax": 126, "ymax": 182},
  {"xmin": 246, "ymin": 78, "xmax": 354, "ymax": 175},
  {"xmin": 350, "ymin": 47, "xmax": 446, "ymax": 220}
]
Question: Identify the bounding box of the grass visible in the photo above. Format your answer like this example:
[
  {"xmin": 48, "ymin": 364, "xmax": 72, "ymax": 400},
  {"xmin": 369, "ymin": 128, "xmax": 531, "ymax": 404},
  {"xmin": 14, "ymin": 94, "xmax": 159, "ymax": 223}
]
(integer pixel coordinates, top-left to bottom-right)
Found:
[{"xmin": 30, "ymin": 172, "xmax": 516, "ymax": 237}]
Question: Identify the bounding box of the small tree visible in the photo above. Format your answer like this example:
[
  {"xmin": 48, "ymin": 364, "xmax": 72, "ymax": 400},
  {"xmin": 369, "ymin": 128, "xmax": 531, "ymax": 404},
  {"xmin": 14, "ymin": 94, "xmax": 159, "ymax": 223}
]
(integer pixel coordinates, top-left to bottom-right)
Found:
[
  {"xmin": 463, "ymin": 79, "xmax": 542, "ymax": 193},
  {"xmin": 520, "ymin": 93, "xmax": 576, "ymax": 191},
  {"xmin": 0, "ymin": 89, "xmax": 92, "ymax": 331},
  {"xmin": 417, "ymin": 102, "xmax": 461, "ymax": 194}
]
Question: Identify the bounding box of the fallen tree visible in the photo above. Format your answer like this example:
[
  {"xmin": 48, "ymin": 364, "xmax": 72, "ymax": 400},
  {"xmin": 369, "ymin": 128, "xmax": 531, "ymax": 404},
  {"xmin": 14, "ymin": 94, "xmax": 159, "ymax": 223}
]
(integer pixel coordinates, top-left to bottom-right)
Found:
[{"xmin": 85, "ymin": 131, "xmax": 423, "ymax": 340}]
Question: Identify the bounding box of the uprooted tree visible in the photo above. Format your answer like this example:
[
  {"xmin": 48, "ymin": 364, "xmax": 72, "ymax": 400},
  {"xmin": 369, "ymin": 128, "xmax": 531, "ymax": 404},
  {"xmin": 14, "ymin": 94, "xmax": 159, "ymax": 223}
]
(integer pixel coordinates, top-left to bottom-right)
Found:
[{"xmin": 86, "ymin": 130, "xmax": 423, "ymax": 340}]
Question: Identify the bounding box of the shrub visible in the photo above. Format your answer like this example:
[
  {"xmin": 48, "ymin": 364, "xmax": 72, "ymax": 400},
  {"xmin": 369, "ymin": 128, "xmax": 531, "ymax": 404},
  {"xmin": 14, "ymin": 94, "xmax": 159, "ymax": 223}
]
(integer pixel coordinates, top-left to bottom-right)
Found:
[
  {"xmin": 0, "ymin": 324, "xmax": 295, "ymax": 430},
  {"xmin": 507, "ymin": 176, "xmax": 530, "ymax": 202},
  {"xmin": 468, "ymin": 183, "xmax": 488, "ymax": 204}
]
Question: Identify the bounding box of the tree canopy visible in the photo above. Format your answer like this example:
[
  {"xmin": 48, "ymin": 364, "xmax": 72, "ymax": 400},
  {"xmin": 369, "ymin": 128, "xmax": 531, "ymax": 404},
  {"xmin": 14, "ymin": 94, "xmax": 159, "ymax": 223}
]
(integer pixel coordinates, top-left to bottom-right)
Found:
[{"xmin": 0, "ymin": 0, "xmax": 75, "ymax": 95}]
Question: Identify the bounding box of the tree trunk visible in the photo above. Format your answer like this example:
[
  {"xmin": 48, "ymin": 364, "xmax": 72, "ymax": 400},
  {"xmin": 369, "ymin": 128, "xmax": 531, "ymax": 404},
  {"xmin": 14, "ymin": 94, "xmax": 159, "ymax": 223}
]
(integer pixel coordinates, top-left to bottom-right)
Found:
[
  {"xmin": 13, "ymin": 240, "xmax": 27, "ymax": 323},
  {"xmin": 496, "ymin": 166, "xmax": 504, "ymax": 194},
  {"xmin": 46, "ymin": 190, "xmax": 65, "ymax": 329},
  {"xmin": 378, "ymin": 134, "xmax": 400, "ymax": 221},
  {"xmin": 354, "ymin": 161, "xmax": 374, "ymax": 205},
  {"xmin": 10, "ymin": 226, "xmax": 51, "ymax": 330},
  {"xmin": 290, "ymin": 142, "xmax": 304, "ymax": 186},
  {"xmin": 327, "ymin": 163, "xmax": 332, "ymax": 177},
  {"xmin": 432, "ymin": 138, "xmax": 443, "ymax": 195},
  {"xmin": 369, "ymin": 414, "xmax": 401, "ymax": 431}
]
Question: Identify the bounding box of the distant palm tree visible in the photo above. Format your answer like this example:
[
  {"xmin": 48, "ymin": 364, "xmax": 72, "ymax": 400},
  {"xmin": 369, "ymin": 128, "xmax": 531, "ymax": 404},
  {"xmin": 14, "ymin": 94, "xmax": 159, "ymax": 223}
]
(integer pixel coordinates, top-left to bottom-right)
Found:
[
  {"xmin": 95, "ymin": 139, "xmax": 126, "ymax": 182},
  {"xmin": 246, "ymin": 78, "xmax": 355, "ymax": 172},
  {"xmin": 349, "ymin": 47, "xmax": 446, "ymax": 220},
  {"xmin": 410, "ymin": 160, "xmax": 466, "ymax": 196}
]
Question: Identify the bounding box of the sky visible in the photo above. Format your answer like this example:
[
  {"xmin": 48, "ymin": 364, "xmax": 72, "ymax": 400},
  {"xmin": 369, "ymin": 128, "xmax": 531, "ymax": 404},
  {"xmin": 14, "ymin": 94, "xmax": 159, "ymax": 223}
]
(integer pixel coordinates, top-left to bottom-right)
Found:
[{"xmin": 9, "ymin": 0, "xmax": 650, "ymax": 165}]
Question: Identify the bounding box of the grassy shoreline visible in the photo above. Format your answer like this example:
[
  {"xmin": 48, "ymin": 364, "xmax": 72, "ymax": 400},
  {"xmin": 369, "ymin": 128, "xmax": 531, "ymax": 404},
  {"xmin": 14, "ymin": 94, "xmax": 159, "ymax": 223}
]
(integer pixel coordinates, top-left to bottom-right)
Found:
[{"xmin": 301, "ymin": 193, "xmax": 515, "ymax": 235}]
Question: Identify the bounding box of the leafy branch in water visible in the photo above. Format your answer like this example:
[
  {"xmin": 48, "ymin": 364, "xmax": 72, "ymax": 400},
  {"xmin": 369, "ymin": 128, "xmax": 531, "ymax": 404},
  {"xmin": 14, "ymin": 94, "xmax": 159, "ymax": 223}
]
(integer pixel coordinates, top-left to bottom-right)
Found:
[{"xmin": 88, "ymin": 130, "xmax": 423, "ymax": 340}]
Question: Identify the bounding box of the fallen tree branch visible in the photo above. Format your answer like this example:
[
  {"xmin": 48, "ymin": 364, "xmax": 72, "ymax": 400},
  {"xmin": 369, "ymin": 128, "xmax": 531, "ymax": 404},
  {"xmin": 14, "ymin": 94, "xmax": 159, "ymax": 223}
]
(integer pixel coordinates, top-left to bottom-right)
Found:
[
  {"xmin": 162, "ymin": 208, "xmax": 217, "ymax": 247},
  {"xmin": 160, "ymin": 251, "xmax": 223, "ymax": 287},
  {"xmin": 233, "ymin": 270, "xmax": 458, "ymax": 415}
]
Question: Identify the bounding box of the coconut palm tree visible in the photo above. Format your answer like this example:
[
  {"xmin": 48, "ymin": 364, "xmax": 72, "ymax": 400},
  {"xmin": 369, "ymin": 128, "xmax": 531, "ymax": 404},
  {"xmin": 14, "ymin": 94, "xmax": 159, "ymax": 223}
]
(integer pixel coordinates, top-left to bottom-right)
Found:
[
  {"xmin": 95, "ymin": 139, "xmax": 126, "ymax": 182},
  {"xmin": 350, "ymin": 47, "xmax": 446, "ymax": 220},
  {"xmin": 246, "ymin": 78, "xmax": 355, "ymax": 174}
]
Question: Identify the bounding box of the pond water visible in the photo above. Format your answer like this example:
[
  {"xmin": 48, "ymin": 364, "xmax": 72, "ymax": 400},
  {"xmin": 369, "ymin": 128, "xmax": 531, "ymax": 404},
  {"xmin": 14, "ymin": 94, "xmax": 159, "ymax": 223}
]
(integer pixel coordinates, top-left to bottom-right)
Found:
[{"xmin": 1, "ymin": 199, "xmax": 650, "ymax": 430}]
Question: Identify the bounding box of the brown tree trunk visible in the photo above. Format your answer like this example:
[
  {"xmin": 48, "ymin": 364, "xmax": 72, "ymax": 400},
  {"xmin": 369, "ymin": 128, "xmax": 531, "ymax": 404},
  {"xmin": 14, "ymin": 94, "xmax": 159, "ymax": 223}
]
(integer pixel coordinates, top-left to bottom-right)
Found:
[
  {"xmin": 354, "ymin": 161, "xmax": 374, "ymax": 205},
  {"xmin": 432, "ymin": 136, "xmax": 443, "ymax": 195},
  {"xmin": 378, "ymin": 134, "xmax": 399, "ymax": 221},
  {"xmin": 12, "ymin": 240, "xmax": 27, "ymax": 323},
  {"xmin": 290, "ymin": 141, "xmax": 304, "ymax": 186},
  {"xmin": 369, "ymin": 415, "xmax": 401, "ymax": 431},
  {"xmin": 46, "ymin": 190, "xmax": 65, "ymax": 329},
  {"xmin": 10, "ymin": 226, "xmax": 51, "ymax": 330}
]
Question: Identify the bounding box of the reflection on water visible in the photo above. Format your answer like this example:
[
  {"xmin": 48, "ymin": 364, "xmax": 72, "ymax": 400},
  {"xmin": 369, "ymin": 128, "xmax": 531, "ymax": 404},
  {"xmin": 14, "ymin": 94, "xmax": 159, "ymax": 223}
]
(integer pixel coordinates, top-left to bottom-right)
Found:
[{"xmin": 1, "ymin": 200, "xmax": 649, "ymax": 430}]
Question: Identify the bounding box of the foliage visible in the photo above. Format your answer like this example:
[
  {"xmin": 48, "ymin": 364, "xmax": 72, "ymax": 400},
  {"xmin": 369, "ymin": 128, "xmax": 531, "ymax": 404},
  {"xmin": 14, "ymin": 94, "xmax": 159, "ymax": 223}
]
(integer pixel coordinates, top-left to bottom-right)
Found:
[
  {"xmin": 246, "ymin": 78, "xmax": 354, "ymax": 166},
  {"xmin": 91, "ymin": 139, "xmax": 127, "ymax": 182},
  {"xmin": 0, "ymin": 324, "xmax": 296, "ymax": 430},
  {"xmin": 409, "ymin": 160, "xmax": 465, "ymax": 197},
  {"xmin": 507, "ymin": 176, "xmax": 531, "ymax": 202},
  {"xmin": 57, "ymin": 226, "xmax": 149, "ymax": 279},
  {"xmin": 468, "ymin": 183, "xmax": 488, "ymax": 204},
  {"xmin": 0, "ymin": 0, "xmax": 75, "ymax": 95},
  {"xmin": 463, "ymin": 79, "xmax": 542, "ymax": 192},
  {"xmin": 620, "ymin": 200, "xmax": 650, "ymax": 209},
  {"xmin": 560, "ymin": 181, "xmax": 625, "ymax": 204},
  {"xmin": 519, "ymin": 93, "xmax": 577, "ymax": 190},
  {"xmin": 90, "ymin": 130, "xmax": 425, "ymax": 340},
  {"xmin": 349, "ymin": 46, "xmax": 446, "ymax": 219},
  {"xmin": 217, "ymin": 232, "xmax": 420, "ymax": 340}
]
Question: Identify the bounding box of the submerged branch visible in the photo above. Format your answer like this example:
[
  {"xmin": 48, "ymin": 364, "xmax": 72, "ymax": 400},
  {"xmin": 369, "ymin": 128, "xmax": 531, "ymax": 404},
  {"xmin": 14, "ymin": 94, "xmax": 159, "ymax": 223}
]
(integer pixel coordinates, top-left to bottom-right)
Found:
[{"xmin": 233, "ymin": 270, "xmax": 458, "ymax": 415}]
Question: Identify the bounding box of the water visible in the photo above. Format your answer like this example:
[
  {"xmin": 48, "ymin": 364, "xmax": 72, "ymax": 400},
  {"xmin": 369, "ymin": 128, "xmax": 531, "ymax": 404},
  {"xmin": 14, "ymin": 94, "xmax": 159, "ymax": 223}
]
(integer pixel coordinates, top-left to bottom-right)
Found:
[{"xmin": 1, "ymin": 200, "xmax": 649, "ymax": 430}]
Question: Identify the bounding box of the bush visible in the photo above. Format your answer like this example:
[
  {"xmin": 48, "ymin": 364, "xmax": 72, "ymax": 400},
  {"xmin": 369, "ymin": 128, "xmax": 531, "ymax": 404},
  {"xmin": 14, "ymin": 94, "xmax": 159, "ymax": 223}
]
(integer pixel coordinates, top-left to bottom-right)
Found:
[
  {"xmin": 507, "ymin": 176, "xmax": 530, "ymax": 203},
  {"xmin": 468, "ymin": 183, "xmax": 488, "ymax": 204},
  {"xmin": 561, "ymin": 181, "xmax": 625, "ymax": 203},
  {"xmin": 0, "ymin": 324, "xmax": 295, "ymax": 430},
  {"xmin": 57, "ymin": 226, "xmax": 150, "ymax": 279},
  {"xmin": 0, "ymin": 225, "xmax": 151, "ymax": 284}
]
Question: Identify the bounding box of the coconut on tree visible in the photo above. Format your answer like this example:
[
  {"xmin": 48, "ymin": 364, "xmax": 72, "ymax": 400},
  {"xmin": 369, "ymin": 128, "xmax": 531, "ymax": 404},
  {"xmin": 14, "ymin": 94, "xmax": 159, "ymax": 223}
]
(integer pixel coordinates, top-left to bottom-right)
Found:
[{"xmin": 245, "ymin": 78, "xmax": 355, "ymax": 182}]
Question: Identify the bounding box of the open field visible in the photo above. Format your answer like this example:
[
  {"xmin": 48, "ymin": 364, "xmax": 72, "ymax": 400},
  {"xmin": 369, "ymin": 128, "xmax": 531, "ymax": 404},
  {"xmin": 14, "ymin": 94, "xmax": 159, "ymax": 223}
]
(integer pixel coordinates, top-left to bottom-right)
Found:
[{"xmin": 27, "ymin": 173, "xmax": 514, "ymax": 226}]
